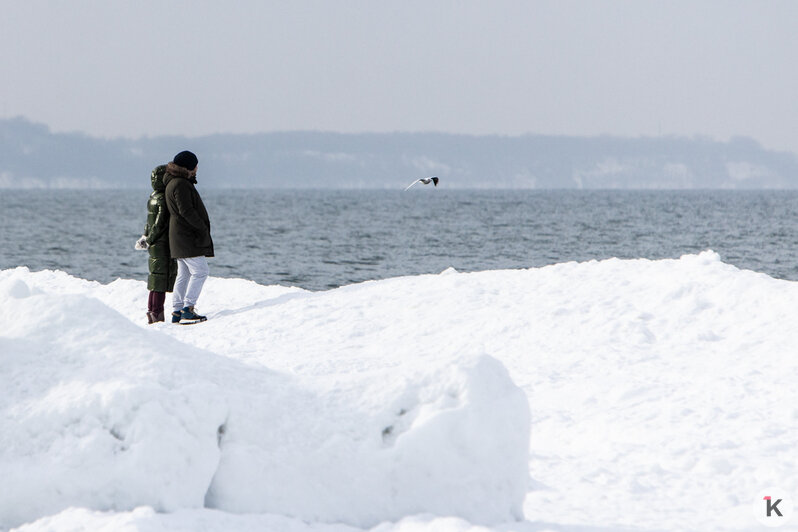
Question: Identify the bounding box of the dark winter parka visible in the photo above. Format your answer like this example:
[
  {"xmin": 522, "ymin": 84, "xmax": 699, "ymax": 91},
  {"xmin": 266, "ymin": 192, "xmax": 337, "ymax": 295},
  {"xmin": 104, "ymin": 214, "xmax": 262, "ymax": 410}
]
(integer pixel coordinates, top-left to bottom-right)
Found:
[
  {"xmin": 145, "ymin": 165, "xmax": 178, "ymax": 292},
  {"xmin": 162, "ymin": 162, "xmax": 214, "ymax": 259}
]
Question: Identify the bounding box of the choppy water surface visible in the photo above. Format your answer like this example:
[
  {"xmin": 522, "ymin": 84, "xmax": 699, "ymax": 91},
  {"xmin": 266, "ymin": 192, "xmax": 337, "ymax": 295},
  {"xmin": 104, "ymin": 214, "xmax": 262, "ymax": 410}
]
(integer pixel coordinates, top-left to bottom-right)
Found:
[{"xmin": 1, "ymin": 189, "xmax": 797, "ymax": 290}]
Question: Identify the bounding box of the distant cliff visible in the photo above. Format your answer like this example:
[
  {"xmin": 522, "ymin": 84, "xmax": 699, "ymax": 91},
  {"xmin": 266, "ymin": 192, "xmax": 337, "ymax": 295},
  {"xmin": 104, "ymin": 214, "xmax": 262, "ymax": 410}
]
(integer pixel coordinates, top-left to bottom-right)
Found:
[{"xmin": 2, "ymin": 117, "xmax": 797, "ymax": 189}]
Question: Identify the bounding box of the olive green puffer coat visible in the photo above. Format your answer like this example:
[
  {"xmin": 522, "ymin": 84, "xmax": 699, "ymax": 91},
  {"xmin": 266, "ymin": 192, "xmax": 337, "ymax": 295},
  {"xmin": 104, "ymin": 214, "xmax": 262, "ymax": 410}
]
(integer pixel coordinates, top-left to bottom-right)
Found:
[{"xmin": 145, "ymin": 165, "xmax": 177, "ymax": 292}]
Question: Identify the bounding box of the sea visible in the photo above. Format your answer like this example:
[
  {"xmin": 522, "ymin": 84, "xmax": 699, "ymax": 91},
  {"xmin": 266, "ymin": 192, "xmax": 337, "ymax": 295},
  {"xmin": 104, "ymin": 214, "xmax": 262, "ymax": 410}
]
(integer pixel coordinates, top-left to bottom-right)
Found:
[{"xmin": 1, "ymin": 189, "xmax": 797, "ymax": 291}]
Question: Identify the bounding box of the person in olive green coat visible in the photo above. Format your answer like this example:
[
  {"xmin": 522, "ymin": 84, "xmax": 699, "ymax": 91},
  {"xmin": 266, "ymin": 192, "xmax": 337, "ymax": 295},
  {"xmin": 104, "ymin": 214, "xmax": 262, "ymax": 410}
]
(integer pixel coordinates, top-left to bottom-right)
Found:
[{"xmin": 137, "ymin": 165, "xmax": 178, "ymax": 323}]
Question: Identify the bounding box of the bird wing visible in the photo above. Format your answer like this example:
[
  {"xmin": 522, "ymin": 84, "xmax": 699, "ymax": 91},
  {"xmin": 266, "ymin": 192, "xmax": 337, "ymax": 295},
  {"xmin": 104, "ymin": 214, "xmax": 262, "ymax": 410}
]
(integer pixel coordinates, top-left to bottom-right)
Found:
[
  {"xmin": 431, "ymin": 177, "xmax": 439, "ymax": 186},
  {"xmin": 404, "ymin": 179, "xmax": 420, "ymax": 191}
]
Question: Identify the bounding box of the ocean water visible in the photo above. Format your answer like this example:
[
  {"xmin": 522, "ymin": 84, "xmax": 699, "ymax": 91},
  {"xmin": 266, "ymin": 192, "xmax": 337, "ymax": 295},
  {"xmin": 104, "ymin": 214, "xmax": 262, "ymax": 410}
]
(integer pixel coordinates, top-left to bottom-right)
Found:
[{"xmin": 1, "ymin": 189, "xmax": 797, "ymax": 291}]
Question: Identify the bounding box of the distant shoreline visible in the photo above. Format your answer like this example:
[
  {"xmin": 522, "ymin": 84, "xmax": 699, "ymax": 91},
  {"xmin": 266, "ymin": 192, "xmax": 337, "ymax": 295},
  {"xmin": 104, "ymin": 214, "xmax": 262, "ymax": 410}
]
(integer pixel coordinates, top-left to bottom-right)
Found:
[{"xmin": 3, "ymin": 117, "xmax": 797, "ymax": 189}]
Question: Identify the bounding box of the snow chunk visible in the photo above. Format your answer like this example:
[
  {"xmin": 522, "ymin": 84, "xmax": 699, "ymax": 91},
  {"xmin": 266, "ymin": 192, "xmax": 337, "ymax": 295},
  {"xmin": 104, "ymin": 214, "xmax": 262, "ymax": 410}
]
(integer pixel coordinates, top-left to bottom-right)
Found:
[
  {"xmin": 206, "ymin": 354, "xmax": 529, "ymax": 527},
  {"xmin": 0, "ymin": 277, "xmax": 31, "ymax": 299},
  {"xmin": 679, "ymin": 249, "xmax": 722, "ymax": 264},
  {"xmin": 0, "ymin": 293, "xmax": 228, "ymax": 528}
]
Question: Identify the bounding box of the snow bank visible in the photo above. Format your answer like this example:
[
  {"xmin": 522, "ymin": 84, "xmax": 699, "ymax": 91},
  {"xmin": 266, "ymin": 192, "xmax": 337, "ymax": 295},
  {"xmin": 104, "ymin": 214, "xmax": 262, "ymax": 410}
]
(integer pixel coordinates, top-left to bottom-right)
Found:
[
  {"xmin": 0, "ymin": 269, "xmax": 529, "ymax": 530},
  {"xmin": 3, "ymin": 251, "xmax": 798, "ymax": 532}
]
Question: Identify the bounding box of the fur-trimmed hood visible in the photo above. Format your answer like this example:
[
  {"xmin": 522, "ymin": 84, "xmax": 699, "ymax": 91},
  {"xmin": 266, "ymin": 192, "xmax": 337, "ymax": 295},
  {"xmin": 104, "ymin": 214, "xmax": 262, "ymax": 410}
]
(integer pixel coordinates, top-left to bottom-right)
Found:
[{"xmin": 163, "ymin": 161, "xmax": 197, "ymax": 187}]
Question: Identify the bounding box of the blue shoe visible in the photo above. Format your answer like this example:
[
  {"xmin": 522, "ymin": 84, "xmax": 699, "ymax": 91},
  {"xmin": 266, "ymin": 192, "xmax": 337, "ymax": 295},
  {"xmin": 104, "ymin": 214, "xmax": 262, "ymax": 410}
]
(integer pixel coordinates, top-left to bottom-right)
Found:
[
  {"xmin": 171, "ymin": 311, "xmax": 182, "ymax": 323},
  {"xmin": 180, "ymin": 306, "xmax": 207, "ymax": 322}
]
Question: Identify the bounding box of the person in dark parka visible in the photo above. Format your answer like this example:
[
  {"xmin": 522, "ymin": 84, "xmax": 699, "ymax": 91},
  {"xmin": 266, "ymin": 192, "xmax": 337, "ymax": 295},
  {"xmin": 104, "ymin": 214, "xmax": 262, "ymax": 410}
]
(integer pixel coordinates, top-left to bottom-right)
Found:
[
  {"xmin": 135, "ymin": 165, "xmax": 178, "ymax": 324},
  {"xmin": 162, "ymin": 150, "xmax": 214, "ymax": 323}
]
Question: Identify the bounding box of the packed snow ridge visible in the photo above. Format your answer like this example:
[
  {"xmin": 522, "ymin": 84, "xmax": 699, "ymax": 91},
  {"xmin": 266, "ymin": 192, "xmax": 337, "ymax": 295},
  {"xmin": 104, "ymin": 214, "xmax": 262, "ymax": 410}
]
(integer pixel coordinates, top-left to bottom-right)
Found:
[{"xmin": 2, "ymin": 251, "xmax": 797, "ymax": 532}]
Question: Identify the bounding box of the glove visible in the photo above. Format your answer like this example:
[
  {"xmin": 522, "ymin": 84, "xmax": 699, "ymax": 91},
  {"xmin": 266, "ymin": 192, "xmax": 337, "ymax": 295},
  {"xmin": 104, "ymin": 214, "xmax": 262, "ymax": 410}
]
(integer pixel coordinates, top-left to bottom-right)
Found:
[{"xmin": 134, "ymin": 235, "xmax": 149, "ymax": 250}]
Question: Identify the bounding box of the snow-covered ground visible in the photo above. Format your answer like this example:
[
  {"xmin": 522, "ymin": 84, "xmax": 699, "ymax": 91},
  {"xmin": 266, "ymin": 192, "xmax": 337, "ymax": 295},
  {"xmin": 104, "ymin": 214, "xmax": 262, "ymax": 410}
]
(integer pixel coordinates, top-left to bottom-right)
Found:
[{"xmin": 1, "ymin": 251, "xmax": 796, "ymax": 532}]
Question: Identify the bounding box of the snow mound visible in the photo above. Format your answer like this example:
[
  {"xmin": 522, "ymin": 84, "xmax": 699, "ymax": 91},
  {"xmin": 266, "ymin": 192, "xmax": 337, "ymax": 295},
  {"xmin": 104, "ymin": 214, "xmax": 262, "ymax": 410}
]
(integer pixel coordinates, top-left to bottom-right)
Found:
[
  {"xmin": 206, "ymin": 354, "xmax": 528, "ymax": 525},
  {"xmin": 0, "ymin": 288, "xmax": 228, "ymax": 526},
  {"xmin": 0, "ymin": 268, "xmax": 529, "ymax": 530},
  {"xmin": 4, "ymin": 250, "xmax": 798, "ymax": 532}
]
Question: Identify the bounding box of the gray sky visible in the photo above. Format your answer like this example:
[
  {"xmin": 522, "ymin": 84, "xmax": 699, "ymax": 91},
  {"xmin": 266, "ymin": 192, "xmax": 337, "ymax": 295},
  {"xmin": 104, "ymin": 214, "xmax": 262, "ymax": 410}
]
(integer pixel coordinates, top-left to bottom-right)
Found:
[{"xmin": 3, "ymin": 0, "xmax": 798, "ymax": 153}]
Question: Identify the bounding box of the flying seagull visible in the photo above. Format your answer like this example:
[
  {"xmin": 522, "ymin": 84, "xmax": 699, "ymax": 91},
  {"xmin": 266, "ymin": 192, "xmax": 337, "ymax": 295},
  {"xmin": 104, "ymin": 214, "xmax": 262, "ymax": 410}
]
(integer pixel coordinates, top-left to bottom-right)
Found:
[{"xmin": 404, "ymin": 176, "xmax": 439, "ymax": 191}]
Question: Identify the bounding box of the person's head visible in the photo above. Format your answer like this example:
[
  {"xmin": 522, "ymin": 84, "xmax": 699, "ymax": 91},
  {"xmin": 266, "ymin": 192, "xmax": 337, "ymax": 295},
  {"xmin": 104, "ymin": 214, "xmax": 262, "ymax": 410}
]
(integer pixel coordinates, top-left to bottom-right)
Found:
[
  {"xmin": 173, "ymin": 151, "xmax": 198, "ymax": 176},
  {"xmin": 151, "ymin": 164, "xmax": 167, "ymax": 192}
]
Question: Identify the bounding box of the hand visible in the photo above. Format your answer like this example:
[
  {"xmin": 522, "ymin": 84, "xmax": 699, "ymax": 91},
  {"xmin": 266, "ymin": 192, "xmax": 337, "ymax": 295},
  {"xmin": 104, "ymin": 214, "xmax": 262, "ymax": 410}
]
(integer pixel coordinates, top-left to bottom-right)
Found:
[{"xmin": 134, "ymin": 235, "xmax": 149, "ymax": 250}]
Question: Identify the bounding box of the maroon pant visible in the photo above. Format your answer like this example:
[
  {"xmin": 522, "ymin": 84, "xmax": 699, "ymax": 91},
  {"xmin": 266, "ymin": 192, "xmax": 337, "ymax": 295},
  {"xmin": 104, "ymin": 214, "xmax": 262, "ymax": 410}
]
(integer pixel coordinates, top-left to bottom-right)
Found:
[{"xmin": 148, "ymin": 291, "xmax": 166, "ymax": 313}]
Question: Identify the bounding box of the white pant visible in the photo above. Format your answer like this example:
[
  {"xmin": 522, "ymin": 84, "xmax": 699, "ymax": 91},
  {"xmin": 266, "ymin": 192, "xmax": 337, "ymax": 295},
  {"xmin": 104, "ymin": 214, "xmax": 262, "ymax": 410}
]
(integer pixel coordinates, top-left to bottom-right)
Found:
[{"xmin": 172, "ymin": 256, "xmax": 209, "ymax": 311}]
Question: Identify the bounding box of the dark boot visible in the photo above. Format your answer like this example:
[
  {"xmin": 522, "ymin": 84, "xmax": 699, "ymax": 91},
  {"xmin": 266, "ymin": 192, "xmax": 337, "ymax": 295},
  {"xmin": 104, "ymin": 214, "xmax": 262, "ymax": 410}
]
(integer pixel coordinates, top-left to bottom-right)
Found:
[
  {"xmin": 180, "ymin": 306, "xmax": 207, "ymax": 322},
  {"xmin": 171, "ymin": 311, "xmax": 182, "ymax": 323},
  {"xmin": 152, "ymin": 310, "xmax": 165, "ymax": 323},
  {"xmin": 146, "ymin": 311, "xmax": 155, "ymax": 324}
]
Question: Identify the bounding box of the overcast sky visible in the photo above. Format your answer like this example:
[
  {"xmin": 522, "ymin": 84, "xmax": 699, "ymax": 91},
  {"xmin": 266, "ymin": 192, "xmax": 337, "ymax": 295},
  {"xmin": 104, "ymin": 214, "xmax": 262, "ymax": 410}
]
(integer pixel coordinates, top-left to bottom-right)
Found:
[{"xmin": 3, "ymin": 1, "xmax": 798, "ymax": 153}]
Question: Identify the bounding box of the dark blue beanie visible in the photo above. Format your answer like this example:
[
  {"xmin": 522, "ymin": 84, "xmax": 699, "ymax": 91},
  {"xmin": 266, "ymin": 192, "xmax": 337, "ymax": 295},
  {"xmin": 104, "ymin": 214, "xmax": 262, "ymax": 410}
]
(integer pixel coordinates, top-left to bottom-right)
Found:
[{"xmin": 173, "ymin": 151, "xmax": 198, "ymax": 170}]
